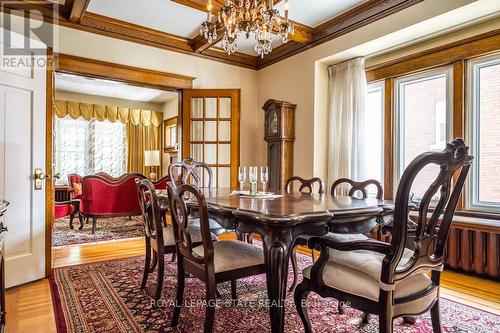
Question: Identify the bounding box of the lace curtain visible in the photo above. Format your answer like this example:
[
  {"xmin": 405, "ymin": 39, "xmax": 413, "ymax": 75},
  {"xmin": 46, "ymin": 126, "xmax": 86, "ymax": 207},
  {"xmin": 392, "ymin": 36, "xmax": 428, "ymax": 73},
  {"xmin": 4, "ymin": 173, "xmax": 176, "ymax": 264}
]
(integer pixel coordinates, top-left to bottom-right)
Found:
[{"xmin": 55, "ymin": 116, "xmax": 127, "ymax": 184}]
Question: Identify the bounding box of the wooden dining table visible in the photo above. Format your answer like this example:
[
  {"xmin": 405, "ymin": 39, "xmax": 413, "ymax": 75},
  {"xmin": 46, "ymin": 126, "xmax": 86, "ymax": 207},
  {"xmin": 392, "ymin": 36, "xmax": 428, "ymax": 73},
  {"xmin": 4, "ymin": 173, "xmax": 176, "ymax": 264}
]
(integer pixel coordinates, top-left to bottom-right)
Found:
[{"xmin": 159, "ymin": 188, "xmax": 389, "ymax": 333}]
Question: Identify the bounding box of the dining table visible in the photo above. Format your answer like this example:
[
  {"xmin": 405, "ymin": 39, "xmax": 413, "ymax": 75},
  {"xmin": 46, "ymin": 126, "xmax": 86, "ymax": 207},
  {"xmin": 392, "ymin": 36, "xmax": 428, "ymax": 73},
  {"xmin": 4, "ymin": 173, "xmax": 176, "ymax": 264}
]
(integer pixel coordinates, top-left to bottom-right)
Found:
[{"xmin": 159, "ymin": 188, "xmax": 391, "ymax": 333}]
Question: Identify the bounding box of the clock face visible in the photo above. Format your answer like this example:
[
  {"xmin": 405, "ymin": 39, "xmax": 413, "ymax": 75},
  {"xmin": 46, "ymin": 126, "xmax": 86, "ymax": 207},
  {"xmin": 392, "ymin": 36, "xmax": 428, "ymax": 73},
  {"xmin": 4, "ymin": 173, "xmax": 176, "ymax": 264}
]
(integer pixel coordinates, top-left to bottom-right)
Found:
[{"xmin": 268, "ymin": 109, "xmax": 278, "ymax": 135}]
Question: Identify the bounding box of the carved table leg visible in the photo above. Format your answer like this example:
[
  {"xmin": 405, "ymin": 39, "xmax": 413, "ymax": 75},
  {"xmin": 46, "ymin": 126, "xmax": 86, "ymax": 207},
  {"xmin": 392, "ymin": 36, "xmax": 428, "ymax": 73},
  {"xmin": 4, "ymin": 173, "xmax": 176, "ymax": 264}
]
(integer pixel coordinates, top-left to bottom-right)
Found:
[{"xmin": 261, "ymin": 229, "xmax": 293, "ymax": 333}]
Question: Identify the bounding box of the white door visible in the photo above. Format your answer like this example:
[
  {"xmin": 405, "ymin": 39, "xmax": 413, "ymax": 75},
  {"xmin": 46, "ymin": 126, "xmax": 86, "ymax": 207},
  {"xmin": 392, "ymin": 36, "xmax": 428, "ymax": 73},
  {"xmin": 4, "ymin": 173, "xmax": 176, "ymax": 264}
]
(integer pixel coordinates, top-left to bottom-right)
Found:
[{"xmin": 0, "ymin": 44, "xmax": 47, "ymax": 287}]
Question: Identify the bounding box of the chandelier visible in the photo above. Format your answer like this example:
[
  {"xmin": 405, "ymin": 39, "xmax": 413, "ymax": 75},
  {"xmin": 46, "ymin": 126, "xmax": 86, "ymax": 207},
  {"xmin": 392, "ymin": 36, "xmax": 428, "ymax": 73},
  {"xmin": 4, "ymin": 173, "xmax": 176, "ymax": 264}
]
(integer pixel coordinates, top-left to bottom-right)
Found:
[{"xmin": 200, "ymin": 0, "xmax": 294, "ymax": 58}]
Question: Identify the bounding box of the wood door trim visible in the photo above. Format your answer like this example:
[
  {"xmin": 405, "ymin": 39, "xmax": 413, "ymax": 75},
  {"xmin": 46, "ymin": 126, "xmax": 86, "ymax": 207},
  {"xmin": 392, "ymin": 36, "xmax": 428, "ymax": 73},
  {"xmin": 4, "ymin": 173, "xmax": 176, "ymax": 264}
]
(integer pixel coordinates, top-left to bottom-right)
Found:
[
  {"xmin": 45, "ymin": 48, "xmax": 54, "ymax": 277},
  {"xmin": 55, "ymin": 53, "xmax": 195, "ymax": 90}
]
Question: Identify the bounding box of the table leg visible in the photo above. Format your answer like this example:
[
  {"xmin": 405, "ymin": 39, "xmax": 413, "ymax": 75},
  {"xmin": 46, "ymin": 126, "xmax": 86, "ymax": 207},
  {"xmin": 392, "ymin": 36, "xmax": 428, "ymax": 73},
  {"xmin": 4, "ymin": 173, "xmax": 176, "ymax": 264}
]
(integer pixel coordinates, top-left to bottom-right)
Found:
[{"xmin": 261, "ymin": 229, "xmax": 293, "ymax": 333}]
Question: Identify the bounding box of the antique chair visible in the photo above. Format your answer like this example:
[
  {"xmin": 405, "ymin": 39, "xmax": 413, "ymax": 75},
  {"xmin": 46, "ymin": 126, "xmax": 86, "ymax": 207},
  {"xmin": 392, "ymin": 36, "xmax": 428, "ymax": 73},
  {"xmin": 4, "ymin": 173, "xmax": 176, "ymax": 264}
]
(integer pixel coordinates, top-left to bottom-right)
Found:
[
  {"xmin": 67, "ymin": 173, "xmax": 83, "ymax": 228},
  {"xmin": 152, "ymin": 175, "xmax": 171, "ymax": 190},
  {"xmin": 294, "ymin": 139, "xmax": 473, "ymax": 333},
  {"xmin": 168, "ymin": 157, "xmax": 228, "ymax": 236},
  {"xmin": 136, "ymin": 179, "xmax": 211, "ymax": 301},
  {"xmin": 167, "ymin": 183, "xmax": 266, "ymax": 333},
  {"xmin": 79, "ymin": 174, "xmax": 145, "ymax": 233},
  {"xmin": 287, "ymin": 176, "xmax": 385, "ymax": 292}
]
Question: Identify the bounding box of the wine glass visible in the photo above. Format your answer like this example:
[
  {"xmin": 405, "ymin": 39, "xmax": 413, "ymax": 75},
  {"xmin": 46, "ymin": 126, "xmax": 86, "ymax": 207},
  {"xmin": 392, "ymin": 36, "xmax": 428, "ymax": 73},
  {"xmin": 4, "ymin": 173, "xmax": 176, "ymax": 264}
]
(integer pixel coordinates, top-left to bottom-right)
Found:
[
  {"xmin": 260, "ymin": 166, "xmax": 269, "ymax": 193},
  {"xmin": 238, "ymin": 166, "xmax": 246, "ymax": 192},
  {"xmin": 249, "ymin": 166, "xmax": 258, "ymax": 195}
]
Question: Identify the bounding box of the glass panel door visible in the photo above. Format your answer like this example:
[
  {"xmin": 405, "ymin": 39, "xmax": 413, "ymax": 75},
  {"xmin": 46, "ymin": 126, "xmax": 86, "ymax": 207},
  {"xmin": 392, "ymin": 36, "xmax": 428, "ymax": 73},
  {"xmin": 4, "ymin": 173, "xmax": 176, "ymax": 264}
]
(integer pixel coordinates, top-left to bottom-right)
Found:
[{"xmin": 182, "ymin": 89, "xmax": 240, "ymax": 188}]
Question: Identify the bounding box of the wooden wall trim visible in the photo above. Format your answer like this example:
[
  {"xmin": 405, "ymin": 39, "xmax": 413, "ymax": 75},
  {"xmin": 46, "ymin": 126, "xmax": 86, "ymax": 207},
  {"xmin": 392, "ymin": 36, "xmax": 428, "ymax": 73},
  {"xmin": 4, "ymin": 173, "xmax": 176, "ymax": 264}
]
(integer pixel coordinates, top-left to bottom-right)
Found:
[
  {"xmin": 453, "ymin": 60, "xmax": 465, "ymax": 210},
  {"xmin": 383, "ymin": 78, "xmax": 394, "ymax": 200},
  {"xmin": 55, "ymin": 53, "xmax": 195, "ymax": 90},
  {"xmin": 45, "ymin": 48, "xmax": 54, "ymax": 277},
  {"xmin": 366, "ymin": 29, "xmax": 500, "ymax": 82},
  {"xmin": 257, "ymin": 0, "xmax": 424, "ymax": 69},
  {"xmin": 1, "ymin": 0, "xmax": 423, "ymax": 70}
]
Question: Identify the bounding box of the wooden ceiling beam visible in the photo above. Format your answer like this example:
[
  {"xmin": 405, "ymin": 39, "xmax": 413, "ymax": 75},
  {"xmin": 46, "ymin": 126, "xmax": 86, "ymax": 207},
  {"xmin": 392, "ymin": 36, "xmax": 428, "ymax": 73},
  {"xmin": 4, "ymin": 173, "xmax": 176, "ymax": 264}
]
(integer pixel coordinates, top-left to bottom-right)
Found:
[
  {"xmin": 257, "ymin": 0, "xmax": 424, "ymax": 69},
  {"xmin": 1, "ymin": 0, "xmax": 425, "ymax": 70},
  {"xmin": 67, "ymin": 0, "xmax": 90, "ymax": 23}
]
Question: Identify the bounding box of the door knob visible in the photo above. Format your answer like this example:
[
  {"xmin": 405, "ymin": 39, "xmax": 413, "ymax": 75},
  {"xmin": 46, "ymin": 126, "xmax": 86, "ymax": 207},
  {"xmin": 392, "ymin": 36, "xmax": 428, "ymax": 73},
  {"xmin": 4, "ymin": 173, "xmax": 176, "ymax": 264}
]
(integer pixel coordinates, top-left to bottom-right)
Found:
[
  {"xmin": 34, "ymin": 168, "xmax": 45, "ymax": 190},
  {"xmin": 53, "ymin": 172, "xmax": 61, "ymax": 180}
]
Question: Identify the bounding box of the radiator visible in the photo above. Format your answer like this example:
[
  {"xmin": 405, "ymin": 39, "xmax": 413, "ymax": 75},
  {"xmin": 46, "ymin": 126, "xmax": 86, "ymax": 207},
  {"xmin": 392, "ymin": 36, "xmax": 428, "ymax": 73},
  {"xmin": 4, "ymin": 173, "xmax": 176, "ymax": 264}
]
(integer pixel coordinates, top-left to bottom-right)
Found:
[
  {"xmin": 370, "ymin": 218, "xmax": 500, "ymax": 279},
  {"xmin": 445, "ymin": 222, "xmax": 499, "ymax": 279}
]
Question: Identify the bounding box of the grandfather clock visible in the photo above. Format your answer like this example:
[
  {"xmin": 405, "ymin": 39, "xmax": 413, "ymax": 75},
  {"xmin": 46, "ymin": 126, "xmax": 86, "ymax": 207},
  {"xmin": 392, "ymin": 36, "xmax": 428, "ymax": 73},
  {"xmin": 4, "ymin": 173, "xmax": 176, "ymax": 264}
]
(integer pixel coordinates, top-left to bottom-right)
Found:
[{"xmin": 263, "ymin": 99, "xmax": 296, "ymax": 191}]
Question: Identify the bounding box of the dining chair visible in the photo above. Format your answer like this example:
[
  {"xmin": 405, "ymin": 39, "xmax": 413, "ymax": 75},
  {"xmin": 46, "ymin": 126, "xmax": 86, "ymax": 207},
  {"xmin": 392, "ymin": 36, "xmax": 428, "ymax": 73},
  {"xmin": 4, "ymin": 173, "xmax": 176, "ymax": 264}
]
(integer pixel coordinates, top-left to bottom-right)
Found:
[
  {"xmin": 294, "ymin": 139, "xmax": 473, "ymax": 333},
  {"xmin": 168, "ymin": 157, "xmax": 228, "ymax": 236},
  {"xmin": 285, "ymin": 176, "xmax": 325, "ymax": 291},
  {"xmin": 136, "ymin": 178, "xmax": 211, "ymax": 301},
  {"xmin": 167, "ymin": 183, "xmax": 266, "ymax": 333},
  {"xmin": 287, "ymin": 176, "xmax": 384, "ymax": 293}
]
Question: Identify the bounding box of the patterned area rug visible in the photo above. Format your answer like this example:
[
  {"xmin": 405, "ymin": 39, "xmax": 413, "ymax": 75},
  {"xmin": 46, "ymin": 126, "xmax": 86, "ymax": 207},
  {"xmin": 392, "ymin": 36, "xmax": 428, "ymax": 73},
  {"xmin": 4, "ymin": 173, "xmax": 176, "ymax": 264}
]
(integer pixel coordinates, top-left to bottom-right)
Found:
[
  {"xmin": 50, "ymin": 251, "xmax": 499, "ymax": 333},
  {"xmin": 52, "ymin": 216, "xmax": 144, "ymax": 247}
]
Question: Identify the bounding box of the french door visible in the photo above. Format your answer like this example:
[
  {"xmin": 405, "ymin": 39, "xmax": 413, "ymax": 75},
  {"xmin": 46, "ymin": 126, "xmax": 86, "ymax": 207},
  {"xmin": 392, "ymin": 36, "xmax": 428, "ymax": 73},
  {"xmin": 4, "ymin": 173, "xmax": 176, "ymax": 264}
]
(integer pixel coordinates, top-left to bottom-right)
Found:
[{"xmin": 182, "ymin": 89, "xmax": 240, "ymax": 189}]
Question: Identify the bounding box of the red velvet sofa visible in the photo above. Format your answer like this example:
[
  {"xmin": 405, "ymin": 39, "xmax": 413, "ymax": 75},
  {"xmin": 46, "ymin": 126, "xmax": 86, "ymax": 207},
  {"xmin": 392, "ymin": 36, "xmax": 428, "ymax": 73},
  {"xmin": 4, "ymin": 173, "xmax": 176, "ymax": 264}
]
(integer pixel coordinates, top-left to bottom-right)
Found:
[{"xmin": 79, "ymin": 174, "xmax": 146, "ymax": 233}]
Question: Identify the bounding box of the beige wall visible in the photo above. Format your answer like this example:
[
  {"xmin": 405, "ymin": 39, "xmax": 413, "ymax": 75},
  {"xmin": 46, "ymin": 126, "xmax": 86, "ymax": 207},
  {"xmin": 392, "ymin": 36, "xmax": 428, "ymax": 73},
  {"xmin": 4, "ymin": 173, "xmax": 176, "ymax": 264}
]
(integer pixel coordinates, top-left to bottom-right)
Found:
[
  {"xmin": 54, "ymin": 90, "xmax": 162, "ymax": 110},
  {"xmin": 257, "ymin": 0, "xmax": 493, "ymax": 183}
]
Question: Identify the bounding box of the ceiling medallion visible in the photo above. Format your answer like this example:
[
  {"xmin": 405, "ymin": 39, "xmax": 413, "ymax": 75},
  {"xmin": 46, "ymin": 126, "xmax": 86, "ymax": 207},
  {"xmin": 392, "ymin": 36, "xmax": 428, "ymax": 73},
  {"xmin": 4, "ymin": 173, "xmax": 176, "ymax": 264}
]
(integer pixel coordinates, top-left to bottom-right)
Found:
[{"xmin": 200, "ymin": 0, "xmax": 294, "ymax": 58}]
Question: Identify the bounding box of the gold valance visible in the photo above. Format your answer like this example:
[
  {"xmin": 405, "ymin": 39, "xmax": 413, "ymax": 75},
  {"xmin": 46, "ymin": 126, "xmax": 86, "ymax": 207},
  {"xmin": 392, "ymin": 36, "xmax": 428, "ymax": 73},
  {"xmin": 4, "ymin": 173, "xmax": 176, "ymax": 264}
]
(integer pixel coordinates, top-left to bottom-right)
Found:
[{"xmin": 54, "ymin": 100, "xmax": 162, "ymax": 127}]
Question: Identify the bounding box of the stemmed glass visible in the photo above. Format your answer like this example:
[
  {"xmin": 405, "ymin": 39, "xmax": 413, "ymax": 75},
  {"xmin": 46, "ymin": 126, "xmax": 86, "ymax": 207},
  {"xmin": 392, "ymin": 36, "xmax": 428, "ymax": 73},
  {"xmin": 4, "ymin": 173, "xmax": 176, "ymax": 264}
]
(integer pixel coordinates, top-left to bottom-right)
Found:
[
  {"xmin": 249, "ymin": 166, "xmax": 258, "ymax": 195},
  {"xmin": 260, "ymin": 166, "xmax": 269, "ymax": 193},
  {"xmin": 238, "ymin": 166, "xmax": 246, "ymax": 192}
]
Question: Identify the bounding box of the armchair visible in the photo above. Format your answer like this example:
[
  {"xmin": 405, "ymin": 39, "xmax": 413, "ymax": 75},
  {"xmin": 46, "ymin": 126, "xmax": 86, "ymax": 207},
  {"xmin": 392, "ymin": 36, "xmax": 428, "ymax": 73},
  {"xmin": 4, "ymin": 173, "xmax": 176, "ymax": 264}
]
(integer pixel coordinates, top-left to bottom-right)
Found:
[{"xmin": 294, "ymin": 139, "xmax": 473, "ymax": 333}]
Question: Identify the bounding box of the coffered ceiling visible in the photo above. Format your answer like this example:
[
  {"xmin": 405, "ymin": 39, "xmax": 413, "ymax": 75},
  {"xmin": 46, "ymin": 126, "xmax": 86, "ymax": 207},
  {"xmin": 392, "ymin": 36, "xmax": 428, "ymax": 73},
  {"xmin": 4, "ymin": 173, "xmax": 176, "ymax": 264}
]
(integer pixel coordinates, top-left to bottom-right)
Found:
[{"xmin": 1, "ymin": 0, "xmax": 425, "ymax": 69}]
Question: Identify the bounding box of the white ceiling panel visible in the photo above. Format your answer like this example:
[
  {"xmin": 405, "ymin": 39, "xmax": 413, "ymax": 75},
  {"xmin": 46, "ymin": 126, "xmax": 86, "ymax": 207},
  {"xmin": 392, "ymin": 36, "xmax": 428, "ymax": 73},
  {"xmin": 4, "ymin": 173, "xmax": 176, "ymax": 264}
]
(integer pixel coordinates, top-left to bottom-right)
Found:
[
  {"xmin": 274, "ymin": 0, "xmax": 366, "ymax": 27},
  {"xmin": 55, "ymin": 73, "xmax": 178, "ymax": 103},
  {"xmin": 215, "ymin": 33, "xmax": 285, "ymax": 56},
  {"xmin": 87, "ymin": 0, "xmax": 207, "ymax": 38}
]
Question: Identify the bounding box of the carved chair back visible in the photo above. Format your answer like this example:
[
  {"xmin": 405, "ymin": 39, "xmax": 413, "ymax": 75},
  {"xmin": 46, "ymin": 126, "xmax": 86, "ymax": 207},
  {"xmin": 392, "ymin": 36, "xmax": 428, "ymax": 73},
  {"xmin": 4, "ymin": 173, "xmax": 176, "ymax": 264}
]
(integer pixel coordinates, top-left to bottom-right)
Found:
[
  {"xmin": 136, "ymin": 179, "xmax": 164, "ymax": 251},
  {"xmin": 167, "ymin": 183, "xmax": 215, "ymax": 272},
  {"xmin": 384, "ymin": 139, "xmax": 473, "ymax": 285},
  {"xmin": 168, "ymin": 157, "xmax": 213, "ymax": 189},
  {"xmin": 331, "ymin": 178, "xmax": 383, "ymax": 199},
  {"xmin": 285, "ymin": 176, "xmax": 324, "ymax": 194}
]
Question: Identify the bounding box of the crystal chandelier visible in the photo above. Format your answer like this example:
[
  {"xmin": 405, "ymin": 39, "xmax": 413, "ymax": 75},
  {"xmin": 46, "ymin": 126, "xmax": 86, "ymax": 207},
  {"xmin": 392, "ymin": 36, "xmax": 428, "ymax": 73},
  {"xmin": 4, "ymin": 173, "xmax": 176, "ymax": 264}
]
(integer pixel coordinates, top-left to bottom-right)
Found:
[{"xmin": 200, "ymin": 0, "xmax": 294, "ymax": 58}]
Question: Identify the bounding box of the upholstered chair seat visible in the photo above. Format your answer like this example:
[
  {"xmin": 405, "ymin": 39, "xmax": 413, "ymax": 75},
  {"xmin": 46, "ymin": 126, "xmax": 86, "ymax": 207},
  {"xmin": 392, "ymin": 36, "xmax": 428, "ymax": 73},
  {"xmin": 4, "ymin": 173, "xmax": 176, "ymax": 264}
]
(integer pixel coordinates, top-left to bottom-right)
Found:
[
  {"xmin": 302, "ymin": 247, "xmax": 432, "ymax": 301},
  {"xmin": 193, "ymin": 240, "xmax": 264, "ymax": 273},
  {"xmin": 162, "ymin": 225, "xmax": 216, "ymax": 247}
]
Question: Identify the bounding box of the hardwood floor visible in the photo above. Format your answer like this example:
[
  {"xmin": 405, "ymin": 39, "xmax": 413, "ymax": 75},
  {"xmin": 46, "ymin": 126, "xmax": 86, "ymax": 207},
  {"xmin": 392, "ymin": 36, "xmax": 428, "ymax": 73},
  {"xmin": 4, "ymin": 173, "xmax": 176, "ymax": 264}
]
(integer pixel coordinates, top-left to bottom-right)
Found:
[{"xmin": 5, "ymin": 237, "xmax": 500, "ymax": 333}]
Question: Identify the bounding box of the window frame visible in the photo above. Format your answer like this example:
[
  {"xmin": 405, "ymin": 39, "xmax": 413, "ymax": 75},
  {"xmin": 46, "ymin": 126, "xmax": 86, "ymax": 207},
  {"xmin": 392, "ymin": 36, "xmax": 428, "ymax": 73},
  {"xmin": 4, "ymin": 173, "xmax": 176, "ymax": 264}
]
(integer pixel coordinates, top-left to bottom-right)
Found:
[
  {"xmin": 393, "ymin": 66, "xmax": 454, "ymax": 196},
  {"xmin": 466, "ymin": 53, "xmax": 500, "ymax": 214}
]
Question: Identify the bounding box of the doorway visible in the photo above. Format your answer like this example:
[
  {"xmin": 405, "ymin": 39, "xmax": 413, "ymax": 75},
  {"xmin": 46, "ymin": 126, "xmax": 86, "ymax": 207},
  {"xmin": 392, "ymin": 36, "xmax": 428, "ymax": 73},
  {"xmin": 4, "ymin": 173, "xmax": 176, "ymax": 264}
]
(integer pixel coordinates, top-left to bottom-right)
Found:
[{"xmin": 48, "ymin": 54, "xmax": 193, "ymax": 268}]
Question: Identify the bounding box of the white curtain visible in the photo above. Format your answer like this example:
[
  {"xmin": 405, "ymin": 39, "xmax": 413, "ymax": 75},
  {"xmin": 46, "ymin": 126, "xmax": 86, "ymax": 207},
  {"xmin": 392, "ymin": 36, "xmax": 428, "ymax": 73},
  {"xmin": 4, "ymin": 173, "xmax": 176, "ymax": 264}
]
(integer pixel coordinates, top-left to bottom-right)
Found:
[{"xmin": 327, "ymin": 57, "xmax": 367, "ymax": 194}]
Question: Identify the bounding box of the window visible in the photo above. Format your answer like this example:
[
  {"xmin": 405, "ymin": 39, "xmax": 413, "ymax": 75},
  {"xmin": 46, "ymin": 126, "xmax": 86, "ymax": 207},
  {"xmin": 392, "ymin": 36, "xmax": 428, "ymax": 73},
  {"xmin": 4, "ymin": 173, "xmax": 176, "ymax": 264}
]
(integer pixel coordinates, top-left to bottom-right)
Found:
[
  {"xmin": 395, "ymin": 67, "xmax": 453, "ymax": 200},
  {"xmin": 468, "ymin": 54, "xmax": 500, "ymax": 212},
  {"xmin": 364, "ymin": 82, "xmax": 384, "ymax": 194},
  {"xmin": 55, "ymin": 117, "xmax": 127, "ymax": 184}
]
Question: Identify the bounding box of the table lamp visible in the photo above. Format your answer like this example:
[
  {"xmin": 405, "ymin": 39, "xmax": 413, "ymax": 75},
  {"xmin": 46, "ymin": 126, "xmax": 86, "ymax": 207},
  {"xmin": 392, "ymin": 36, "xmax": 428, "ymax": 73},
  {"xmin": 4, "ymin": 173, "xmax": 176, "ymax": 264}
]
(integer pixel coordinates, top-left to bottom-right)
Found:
[{"xmin": 144, "ymin": 150, "xmax": 160, "ymax": 181}]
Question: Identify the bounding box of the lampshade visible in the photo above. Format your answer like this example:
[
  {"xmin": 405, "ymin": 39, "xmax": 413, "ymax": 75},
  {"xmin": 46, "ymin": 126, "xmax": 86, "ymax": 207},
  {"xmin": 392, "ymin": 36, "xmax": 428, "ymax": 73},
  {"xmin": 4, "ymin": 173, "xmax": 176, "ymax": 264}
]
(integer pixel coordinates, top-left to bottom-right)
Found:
[{"xmin": 144, "ymin": 150, "xmax": 160, "ymax": 166}]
